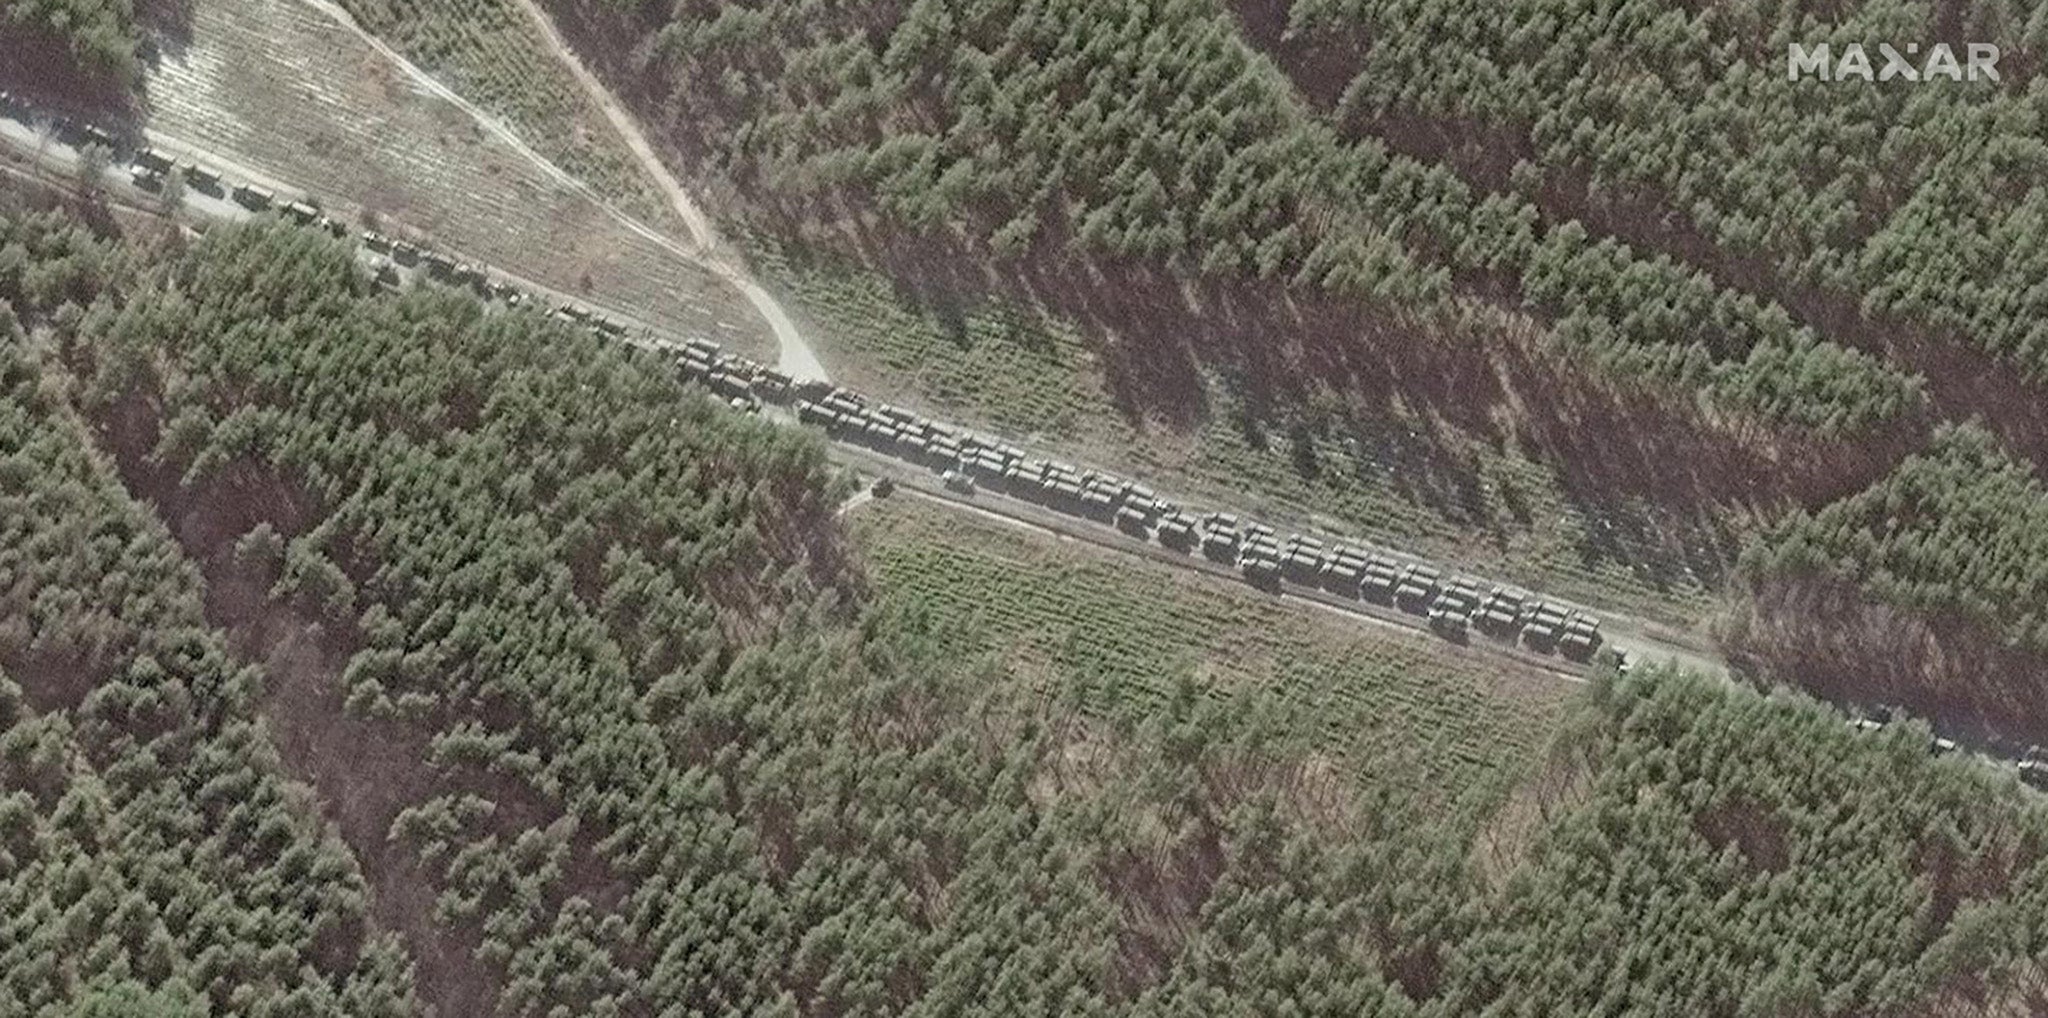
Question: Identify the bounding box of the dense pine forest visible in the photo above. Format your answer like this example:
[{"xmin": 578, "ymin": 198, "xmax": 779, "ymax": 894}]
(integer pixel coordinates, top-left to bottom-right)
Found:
[
  {"xmin": 0, "ymin": 0, "xmax": 147, "ymax": 95},
  {"xmin": 550, "ymin": 0, "xmax": 1924, "ymax": 435},
  {"xmin": 1733, "ymin": 423, "xmax": 2048, "ymax": 746},
  {"xmin": 8, "ymin": 174, "xmax": 2048, "ymax": 1015}
]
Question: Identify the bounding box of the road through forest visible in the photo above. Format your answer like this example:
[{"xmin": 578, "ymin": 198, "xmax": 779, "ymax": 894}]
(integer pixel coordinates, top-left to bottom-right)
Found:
[{"xmin": 0, "ymin": 49, "xmax": 1729, "ymax": 697}]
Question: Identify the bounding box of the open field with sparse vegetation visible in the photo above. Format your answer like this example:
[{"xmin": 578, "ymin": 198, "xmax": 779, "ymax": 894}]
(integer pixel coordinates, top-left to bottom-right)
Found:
[
  {"xmin": 133, "ymin": 0, "xmax": 772, "ymax": 359},
  {"xmin": 850, "ymin": 493, "xmax": 1581, "ymax": 818},
  {"xmin": 333, "ymin": 0, "xmax": 668, "ymax": 221}
]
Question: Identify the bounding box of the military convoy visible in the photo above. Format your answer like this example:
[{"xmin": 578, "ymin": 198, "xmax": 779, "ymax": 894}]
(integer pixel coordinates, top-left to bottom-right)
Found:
[
  {"xmin": 30, "ymin": 95, "xmax": 2048, "ymax": 799},
  {"xmin": 21, "ymin": 101, "xmax": 1607, "ymax": 661},
  {"xmin": 773, "ymin": 368, "xmax": 1610, "ymax": 658}
]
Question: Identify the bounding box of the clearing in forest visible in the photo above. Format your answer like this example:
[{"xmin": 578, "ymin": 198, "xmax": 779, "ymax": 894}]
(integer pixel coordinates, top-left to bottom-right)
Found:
[
  {"xmin": 850, "ymin": 494, "xmax": 1580, "ymax": 818},
  {"xmin": 138, "ymin": 0, "xmax": 773, "ymax": 360}
]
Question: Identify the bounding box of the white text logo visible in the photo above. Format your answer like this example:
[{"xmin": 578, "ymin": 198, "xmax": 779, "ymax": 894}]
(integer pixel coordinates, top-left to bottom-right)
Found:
[{"xmin": 1787, "ymin": 43, "xmax": 2000, "ymax": 82}]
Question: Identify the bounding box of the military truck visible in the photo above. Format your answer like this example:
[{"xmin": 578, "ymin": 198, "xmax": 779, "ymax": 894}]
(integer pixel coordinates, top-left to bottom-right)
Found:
[
  {"xmin": 1281, "ymin": 537, "xmax": 1326, "ymax": 585},
  {"xmin": 1200, "ymin": 519, "xmax": 1242, "ymax": 564},
  {"xmin": 1156, "ymin": 513, "xmax": 1198, "ymax": 552},
  {"xmin": 1433, "ymin": 577, "xmax": 1482, "ymax": 616},
  {"xmin": 864, "ymin": 418, "xmax": 900, "ymax": 451},
  {"xmin": 1242, "ymin": 528, "xmax": 1281, "ymax": 563},
  {"xmin": 677, "ymin": 349, "xmax": 714, "ymax": 380},
  {"xmin": 1520, "ymin": 601, "xmax": 1570, "ymax": 645},
  {"xmin": 1240, "ymin": 549, "xmax": 1282, "ymax": 591},
  {"xmin": 754, "ymin": 369, "xmax": 794, "ymax": 403},
  {"xmin": 1115, "ymin": 505, "xmax": 1151, "ymax": 537},
  {"xmin": 1557, "ymin": 614, "xmax": 1603, "ymax": 660},
  {"xmin": 942, "ymin": 470, "xmax": 977, "ymax": 495},
  {"xmin": 184, "ymin": 165, "xmax": 225, "ymax": 197},
  {"xmin": 275, "ymin": 198, "xmax": 319, "ymax": 226},
  {"xmin": 795, "ymin": 400, "xmax": 831, "ymax": 427},
  {"xmin": 1394, "ymin": 564, "xmax": 1441, "ymax": 612},
  {"xmin": 451, "ymin": 264, "xmax": 491, "ymax": 294},
  {"xmin": 898, "ymin": 427, "xmax": 931, "ymax": 459},
  {"xmin": 1426, "ymin": 604, "xmax": 1469, "ymax": 639},
  {"xmin": 1322, "ymin": 548, "xmax": 1369, "ymax": 596},
  {"xmin": 133, "ymin": 149, "xmax": 173, "ymax": 178},
  {"xmin": 232, "ymin": 183, "xmax": 274, "ymax": 211},
  {"xmin": 928, "ymin": 434, "xmax": 964, "ymax": 470},
  {"xmin": 2020, "ymin": 748, "xmax": 2048, "ymax": 791},
  {"xmin": 1475, "ymin": 588, "xmax": 1527, "ymax": 636},
  {"xmin": 1077, "ymin": 485, "xmax": 1118, "ymax": 523},
  {"xmin": 1359, "ymin": 558, "xmax": 1401, "ymax": 602},
  {"xmin": 1048, "ymin": 475, "xmax": 1085, "ymax": 509},
  {"xmin": 1847, "ymin": 704, "xmax": 1895, "ymax": 735}
]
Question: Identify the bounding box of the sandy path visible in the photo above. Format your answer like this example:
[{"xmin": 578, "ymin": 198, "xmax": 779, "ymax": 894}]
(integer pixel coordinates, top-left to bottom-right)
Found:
[
  {"xmin": 504, "ymin": 0, "xmax": 827, "ymax": 382},
  {"xmin": 296, "ymin": 0, "xmax": 829, "ymax": 381}
]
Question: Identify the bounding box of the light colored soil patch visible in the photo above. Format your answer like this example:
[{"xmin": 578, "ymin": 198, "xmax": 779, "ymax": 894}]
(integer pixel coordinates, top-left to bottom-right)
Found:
[{"xmin": 142, "ymin": 0, "xmax": 775, "ymax": 360}]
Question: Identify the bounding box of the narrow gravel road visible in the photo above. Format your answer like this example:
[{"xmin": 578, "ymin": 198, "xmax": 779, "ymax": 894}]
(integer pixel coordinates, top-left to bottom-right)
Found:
[
  {"xmin": 297, "ymin": 0, "xmax": 830, "ymax": 382},
  {"xmin": 503, "ymin": 0, "xmax": 828, "ymax": 382}
]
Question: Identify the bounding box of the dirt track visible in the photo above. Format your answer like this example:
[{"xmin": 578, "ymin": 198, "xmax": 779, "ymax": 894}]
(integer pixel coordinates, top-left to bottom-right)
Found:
[
  {"xmin": 502, "ymin": 0, "xmax": 828, "ymax": 383},
  {"xmin": 295, "ymin": 0, "xmax": 830, "ymax": 383}
]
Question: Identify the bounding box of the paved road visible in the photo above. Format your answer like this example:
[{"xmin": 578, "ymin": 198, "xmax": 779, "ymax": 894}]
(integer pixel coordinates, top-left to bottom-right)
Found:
[{"xmin": 0, "ymin": 100, "xmax": 1729, "ymax": 692}]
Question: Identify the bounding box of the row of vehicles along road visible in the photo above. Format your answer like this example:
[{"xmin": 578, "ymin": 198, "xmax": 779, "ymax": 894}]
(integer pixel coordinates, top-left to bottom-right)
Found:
[{"xmin": 32, "ymin": 98, "xmax": 1608, "ymax": 662}]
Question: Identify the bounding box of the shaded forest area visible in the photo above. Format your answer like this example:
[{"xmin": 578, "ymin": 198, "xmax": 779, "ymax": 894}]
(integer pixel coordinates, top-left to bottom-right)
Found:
[
  {"xmin": 0, "ymin": 206, "xmax": 422, "ymax": 1016},
  {"xmin": 10, "ymin": 176, "xmax": 2048, "ymax": 1016},
  {"xmin": 1272, "ymin": 0, "xmax": 2048, "ymax": 475},
  {"xmin": 545, "ymin": 0, "xmax": 1933, "ymax": 442},
  {"xmin": 1732, "ymin": 424, "xmax": 2048, "ymax": 750},
  {"xmin": 588, "ymin": 0, "xmax": 1935, "ymax": 430},
  {"xmin": 0, "ymin": 0, "xmax": 191, "ymax": 110}
]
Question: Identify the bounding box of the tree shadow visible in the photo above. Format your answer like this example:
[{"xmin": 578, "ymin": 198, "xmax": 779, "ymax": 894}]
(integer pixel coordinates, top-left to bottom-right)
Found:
[
  {"xmin": 539, "ymin": 0, "xmax": 1935, "ymax": 604},
  {"xmin": 1726, "ymin": 576, "xmax": 2048, "ymax": 755}
]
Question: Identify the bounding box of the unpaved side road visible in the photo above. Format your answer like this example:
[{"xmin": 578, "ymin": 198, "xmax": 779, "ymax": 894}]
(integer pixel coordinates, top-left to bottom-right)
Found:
[
  {"xmin": 295, "ymin": 0, "xmax": 829, "ymax": 383},
  {"xmin": 503, "ymin": 0, "xmax": 827, "ymax": 384}
]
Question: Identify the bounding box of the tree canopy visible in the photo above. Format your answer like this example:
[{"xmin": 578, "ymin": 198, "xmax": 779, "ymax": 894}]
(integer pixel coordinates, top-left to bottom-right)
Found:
[{"xmin": 3, "ymin": 182, "xmax": 2048, "ymax": 1016}]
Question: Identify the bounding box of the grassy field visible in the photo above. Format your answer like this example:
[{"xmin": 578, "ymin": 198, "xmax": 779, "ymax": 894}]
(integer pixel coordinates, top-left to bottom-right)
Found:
[
  {"xmin": 769, "ymin": 238, "xmax": 1728, "ymax": 628},
  {"xmin": 850, "ymin": 495, "xmax": 1581, "ymax": 819},
  {"xmin": 138, "ymin": 0, "xmax": 772, "ymax": 359},
  {"xmin": 334, "ymin": 0, "xmax": 669, "ymax": 223}
]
